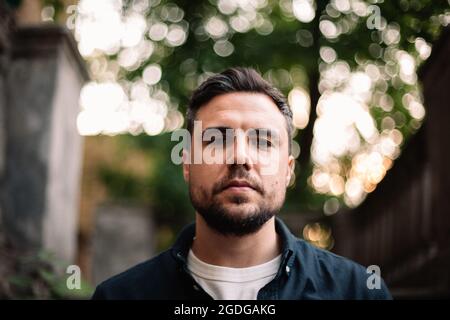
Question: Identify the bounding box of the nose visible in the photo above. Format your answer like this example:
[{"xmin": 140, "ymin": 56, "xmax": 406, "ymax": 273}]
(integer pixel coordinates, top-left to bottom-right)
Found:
[{"xmin": 227, "ymin": 129, "xmax": 253, "ymax": 168}]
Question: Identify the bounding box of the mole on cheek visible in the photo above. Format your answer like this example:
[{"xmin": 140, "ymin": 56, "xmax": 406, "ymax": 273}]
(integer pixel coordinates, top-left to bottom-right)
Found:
[{"xmin": 270, "ymin": 182, "xmax": 279, "ymax": 190}]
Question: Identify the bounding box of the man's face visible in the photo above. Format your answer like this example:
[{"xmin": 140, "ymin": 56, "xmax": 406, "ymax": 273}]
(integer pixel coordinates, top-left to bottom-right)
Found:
[{"xmin": 183, "ymin": 92, "xmax": 295, "ymax": 236}]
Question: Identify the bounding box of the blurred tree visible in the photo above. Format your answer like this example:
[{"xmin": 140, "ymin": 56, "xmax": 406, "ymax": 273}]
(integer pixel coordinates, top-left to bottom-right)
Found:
[{"xmin": 64, "ymin": 0, "xmax": 449, "ymax": 241}]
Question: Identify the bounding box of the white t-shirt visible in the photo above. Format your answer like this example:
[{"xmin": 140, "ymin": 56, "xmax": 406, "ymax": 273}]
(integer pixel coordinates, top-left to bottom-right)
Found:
[{"xmin": 187, "ymin": 249, "xmax": 281, "ymax": 300}]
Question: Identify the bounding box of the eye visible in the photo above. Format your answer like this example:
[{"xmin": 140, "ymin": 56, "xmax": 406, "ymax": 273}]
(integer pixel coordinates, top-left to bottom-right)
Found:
[
  {"xmin": 257, "ymin": 137, "xmax": 273, "ymax": 149},
  {"xmin": 205, "ymin": 136, "xmax": 221, "ymax": 146},
  {"xmin": 204, "ymin": 132, "xmax": 233, "ymax": 147},
  {"xmin": 249, "ymin": 136, "xmax": 272, "ymax": 149}
]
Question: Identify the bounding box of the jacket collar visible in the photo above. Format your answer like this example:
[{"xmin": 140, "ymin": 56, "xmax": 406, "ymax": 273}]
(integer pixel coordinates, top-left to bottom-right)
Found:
[{"xmin": 170, "ymin": 216, "xmax": 296, "ymax": 268}]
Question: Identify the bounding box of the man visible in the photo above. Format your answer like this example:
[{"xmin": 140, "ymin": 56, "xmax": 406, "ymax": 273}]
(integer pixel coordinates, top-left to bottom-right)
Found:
[{"xmin": 92, "ymin": 67, "xmax": 392, "ymax": 300}]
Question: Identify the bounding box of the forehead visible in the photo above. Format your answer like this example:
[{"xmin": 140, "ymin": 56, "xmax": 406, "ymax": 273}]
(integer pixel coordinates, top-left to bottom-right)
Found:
[{"xmin": 195, "ymin": 92, "xmax": 287, "ymax": 134}]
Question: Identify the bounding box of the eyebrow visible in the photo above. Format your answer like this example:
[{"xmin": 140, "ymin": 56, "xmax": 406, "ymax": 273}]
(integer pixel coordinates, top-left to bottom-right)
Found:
[
  {"xmin": 202, "ymin": 126, "xmax": 233, "ymax": 134},
  {"xmin": 250, "ymin": 128, "xmax": 279, "ymax": 140},
  {"xmin": 202, "ymin": 127, "xmax": 279, "ymax": 139},
  {"xmin": 202, "ymin": 126, "xmax": 233, "ymax": 139}
]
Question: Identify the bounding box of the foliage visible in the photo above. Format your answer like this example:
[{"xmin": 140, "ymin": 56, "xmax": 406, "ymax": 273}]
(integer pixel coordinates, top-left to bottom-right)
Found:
[{"xmin": 0, "ymin": 248, "xmax": 93, "ymax": 299}]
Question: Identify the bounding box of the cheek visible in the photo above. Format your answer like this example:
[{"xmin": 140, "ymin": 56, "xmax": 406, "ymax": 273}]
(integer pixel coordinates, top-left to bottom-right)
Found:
[
  {"xmin": 263, "ymin": 178, "xmax": 285, "ymax": 197},
  {"xmin": 258, "ymin": 150, "xmax": 290, "ymax": 178},
  {"xmin": 271, "ymin": 179, "xmax": 288, "ymax": 205},
  {"xmin": 190, "ymin": 163, "xmax": 222, "ymax": 186},
  {"xmin": 260, "ymin": 163, "xmax": 288, "ymax": 187}
]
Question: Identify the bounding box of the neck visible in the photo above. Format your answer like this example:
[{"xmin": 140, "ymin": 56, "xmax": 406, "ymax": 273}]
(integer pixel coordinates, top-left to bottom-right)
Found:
[{"xmin": 191, "ymin": 213, "xmax": 281, "ymax": 268}]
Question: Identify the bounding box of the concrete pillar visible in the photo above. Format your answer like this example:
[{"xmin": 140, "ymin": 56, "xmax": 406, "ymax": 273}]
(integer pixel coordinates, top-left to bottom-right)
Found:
[
  {"xmin": 1, "ymin": 25, "xmax": 88, "ymax": 263},
  {"xmin": 0, "ymin": 1, "xmax": 13, "ymax": 237}
]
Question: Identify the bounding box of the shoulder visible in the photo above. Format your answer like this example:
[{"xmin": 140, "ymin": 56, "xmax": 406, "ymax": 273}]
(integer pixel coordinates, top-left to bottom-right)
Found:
[
  {"xmin": 293, "ymin": 239, "xmax": 392, "ymax": 299},
  {"xmin": 91, "ymin": 249, "xmax": 178, "ymax": 300}
]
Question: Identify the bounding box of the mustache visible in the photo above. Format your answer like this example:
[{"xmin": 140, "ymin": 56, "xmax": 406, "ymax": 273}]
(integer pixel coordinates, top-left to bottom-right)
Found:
[{"xmin": 212, "ymin": 167, "xmax": 264, "ymax": 195}]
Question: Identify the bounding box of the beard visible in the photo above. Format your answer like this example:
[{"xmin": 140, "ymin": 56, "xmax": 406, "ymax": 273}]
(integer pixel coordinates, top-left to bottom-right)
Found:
[{"xmin": 189, "ymin": 166, "xmax": 285, "ymax": 237}]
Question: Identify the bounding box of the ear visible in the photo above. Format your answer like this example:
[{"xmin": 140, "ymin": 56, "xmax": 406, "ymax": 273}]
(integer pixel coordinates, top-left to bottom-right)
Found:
[
  {"xmin": 286, "ymin": 155, "xmax": 295, "ymax": 187},
  {"xmin": 182, "ymin": 149, "xmax": 190, "ymax": 183}
]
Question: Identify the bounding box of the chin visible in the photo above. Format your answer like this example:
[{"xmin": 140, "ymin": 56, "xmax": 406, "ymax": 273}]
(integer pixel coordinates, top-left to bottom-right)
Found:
[{"xmin": 221, "ymin": 202, "xmax": 260, "ymax": 217}]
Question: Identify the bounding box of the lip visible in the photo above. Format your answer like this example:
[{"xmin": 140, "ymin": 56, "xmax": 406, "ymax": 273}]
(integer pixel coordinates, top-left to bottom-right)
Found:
[{"xmin": 223, "ymin": 180, "xmax": 256, "ymax": 192}]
